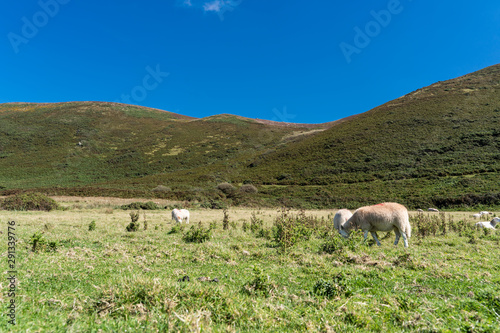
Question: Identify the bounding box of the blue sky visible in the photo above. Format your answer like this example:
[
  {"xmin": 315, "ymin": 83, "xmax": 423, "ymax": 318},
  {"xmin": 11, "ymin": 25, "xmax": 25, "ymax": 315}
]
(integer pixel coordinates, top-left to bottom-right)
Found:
[{"xmin": 2, "ymin": 0, "xmax": 499, "ymax": 124}]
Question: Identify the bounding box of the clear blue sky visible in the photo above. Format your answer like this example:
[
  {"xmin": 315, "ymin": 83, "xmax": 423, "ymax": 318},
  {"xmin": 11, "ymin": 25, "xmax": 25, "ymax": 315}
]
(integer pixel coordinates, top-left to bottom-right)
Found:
[{"xmin": 2, "ymin": 0, "xmax": 499, "ymax": 123}]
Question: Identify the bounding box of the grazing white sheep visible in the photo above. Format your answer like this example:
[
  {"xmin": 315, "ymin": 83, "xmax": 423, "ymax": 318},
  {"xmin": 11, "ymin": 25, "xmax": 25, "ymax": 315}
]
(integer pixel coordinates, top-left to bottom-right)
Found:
[
  {"xmin": 479, "ymin": 211, "xmax": 492, "ymax": 216},
  {"xmin": 339, "ymin": 202, "xmax": 412, "ymax": 248},
  {"xmin": 416, "ymin": 209, "xmax": 424, "ymax": 212},
  {"xmin": 475, "ymin": 218, "xmax": 498, "ymax": 230},
  {"xmin": 428, "ymin": 208, "xmax": 439, "ymax": 212},
  {"xmin": 333, "ymin": 209, "xmax": 353, "ymax": 232},
  {"xmin": 172, "ymin": 208, "xmax": 190, "ymax": 224},
  {"xmin": 472, "ymin": 213, "xmax": 482, "ymax": 219}
]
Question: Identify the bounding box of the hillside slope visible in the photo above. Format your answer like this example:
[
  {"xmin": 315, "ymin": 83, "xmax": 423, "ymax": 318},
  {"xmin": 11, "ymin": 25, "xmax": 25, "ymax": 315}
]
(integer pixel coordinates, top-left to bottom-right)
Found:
[
  {"xmin": 0, "ymin": 102, "xmax": 321, "ymax": 191},
  {"xmin": 1, "ymin": 64, "xmax": 499, "ymax": 209},
  {"xmin": 235, "ymin": 64, "xmax": 500, "ymax": 207}
]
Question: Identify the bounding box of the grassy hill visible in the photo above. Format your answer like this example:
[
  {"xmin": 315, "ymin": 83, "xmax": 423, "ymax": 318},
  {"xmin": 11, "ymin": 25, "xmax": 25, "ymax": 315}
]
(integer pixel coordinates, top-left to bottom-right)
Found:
[
  {"xmin": 236, "ymin": 64, "xmax": 500, "ymax": 208},
  {"xmin": 0, "ymin": 101, "xmax": 321, "ymax": 199},
  {"xmin": 1, "ymin": 64, "xmax": 499, "ymax": 209}
]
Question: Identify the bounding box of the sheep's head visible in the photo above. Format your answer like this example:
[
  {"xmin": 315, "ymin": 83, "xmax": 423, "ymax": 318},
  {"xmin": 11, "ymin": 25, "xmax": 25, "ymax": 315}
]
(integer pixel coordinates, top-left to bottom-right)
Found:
[
  {"xmin": 339, "ymin": 216, "xmax": 360, "ymax": 238},
  {"xmin": 491, "ymin": 217, "xmax": 500, "ymax": 227},
  {"xmin": 339, "ymin": 224, "xmax": 350, "ymax": 238}
]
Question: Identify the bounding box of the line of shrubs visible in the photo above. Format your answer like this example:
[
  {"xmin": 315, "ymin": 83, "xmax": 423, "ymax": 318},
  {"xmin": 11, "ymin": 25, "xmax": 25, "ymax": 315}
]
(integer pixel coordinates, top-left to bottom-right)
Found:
[{"xmin": 0, "ymin": 192, "xmax": 59, "ymax": 211}]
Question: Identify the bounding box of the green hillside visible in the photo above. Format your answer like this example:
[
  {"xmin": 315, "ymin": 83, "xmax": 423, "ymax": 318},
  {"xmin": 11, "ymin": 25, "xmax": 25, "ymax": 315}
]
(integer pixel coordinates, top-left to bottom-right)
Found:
[
  {"xmin": 236, "ymin": 64, "xmax": 500, "ymax": 208},
  {"xmin": 0, "ymin": 101, "xmax": 319, "ymax": 197},
  {"xmin": 1, "ymin": 64, "xmax": 499, "ymax": 209}
]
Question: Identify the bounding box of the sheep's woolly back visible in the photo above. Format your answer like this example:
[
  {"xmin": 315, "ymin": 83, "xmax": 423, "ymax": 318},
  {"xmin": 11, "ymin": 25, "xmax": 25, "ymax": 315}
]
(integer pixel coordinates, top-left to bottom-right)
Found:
[{"xmin": 348, "ymin": 202, "xmax": 411, "ymax": 237}]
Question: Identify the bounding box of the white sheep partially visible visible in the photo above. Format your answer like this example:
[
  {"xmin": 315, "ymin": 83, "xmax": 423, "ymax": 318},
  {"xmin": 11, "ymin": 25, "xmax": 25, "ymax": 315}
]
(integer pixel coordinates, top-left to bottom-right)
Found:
[
  {"xmin": 475, "ymin": 217, "xmax": 499, "ymax": 230},
  {"xmin": 339, "ymin": 202, "xmax": 412, "ymax": 248},
  {"xmin": 172, "ymin": 208, "xmax": 190, "ymax": 224},
  {"xmin": 472, "ymin": 213, "xmax": 482, "ymax": 219},
  {"xmin": 333, "ymin": 209, "xmax": 353, "ymax": 232}
]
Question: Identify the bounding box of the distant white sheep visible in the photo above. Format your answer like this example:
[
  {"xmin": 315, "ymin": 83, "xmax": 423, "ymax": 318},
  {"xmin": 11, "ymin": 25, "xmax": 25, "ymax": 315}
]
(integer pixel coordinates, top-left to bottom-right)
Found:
[
  {"xmin": 172, "ymin": 208, "xmax": 190, "ymax": 224},
  {"xmin": 428, "ymin": 208, "xmax": 439, "ymax": 212},
  {"xmin": 475, "ymin": 217, "xmax": 498, "ymax": 230},
  {"xmin": 333, "ymin": 209, "xmax": 353, "ymax": 232},
  {"xmin": 339, "ymin": 202, "xmax": 412, "ymax": 248},
  {"xmin": 473, "ymin": 211, "xmax": 493, "ymax": 219}
]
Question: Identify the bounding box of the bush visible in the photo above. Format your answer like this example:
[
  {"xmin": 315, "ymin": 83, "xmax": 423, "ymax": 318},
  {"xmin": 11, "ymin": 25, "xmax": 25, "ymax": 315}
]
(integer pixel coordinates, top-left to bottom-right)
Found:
[
  {"xmin": 200, "ymin": 200, "xmax": 227, "ymax": 210},
  {"xmin": 88, "ymin": 220, "xmax": 96, "ymax": 231},
  {"xmin": 242, "ymin": 221, "xmax": 249, "ymax": 232},
  {"xmin": 1, "ymin": 192, "xmax": 58, "ymax": 211},
  {"xmin": 250, "ymin": 212, "xmax": 264, "ymax": 233},
  {"xmin": 168, "ymin": 224, "xmax": 184, "ymax": 234},
  {"xmin": 273, "ymin": 208, "xmax": 313, "ymax": 253},
  {"xmin": 242, "ymin": 266, "xmax": 276, "ymax": 297},
  {"xmin": 126, "ymin": 212, "xmax": 140, "ymax": 232},
  {"xmin": 30, "ymin": 232, "xmax": 58, "ymax": 253},
  {"xmin": 152, "ymin": 185, "xmax": 171, "ymax": 192},
  {"xmin": 182, "ymin": 223, "xmax": 211, "ymax": 243},
  {"xmin": 320, "ymin": 235, "xmax": 345, "ymax": 254},
  {"xmin": 217, "ymin": 182, "xmax": 235, "ymax": 194},
  {"xmin": 239, "ymin": 184, "xmax": 258, "ymax": 194},
  {"xmin": 313, "ymin": 274, "xmax": 351, "ymax": 298},
  {"xmin": 121, "ymin": 201, "xmax": 159, "ymax": 210},
  {"xmin": 321, "ymin": 230, "xmax": 365, "ymax": 253}
]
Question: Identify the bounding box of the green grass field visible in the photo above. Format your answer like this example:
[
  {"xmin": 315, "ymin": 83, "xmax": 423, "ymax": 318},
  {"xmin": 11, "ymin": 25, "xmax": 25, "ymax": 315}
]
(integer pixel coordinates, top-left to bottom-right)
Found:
[{"xmin": 1, "ymin": 197, "xmax": 499, "ymax": 332}]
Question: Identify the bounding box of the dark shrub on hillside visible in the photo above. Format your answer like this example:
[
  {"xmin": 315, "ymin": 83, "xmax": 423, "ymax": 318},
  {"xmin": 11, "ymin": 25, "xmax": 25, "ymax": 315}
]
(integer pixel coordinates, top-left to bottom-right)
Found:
[
  {"xmin": 239, "ymin": 184, "xmax": 258, "ymax": 194},
  {"xmin": 152, "ymin": 185, "xmax": 171, "ymax": 192},
  {"xmin": 217, "ymin": 182, "xmax": 235, "ymax": 194},
  {"xmin": 433, "ymin": 192, "xmax": 500, "ymax": 208},
  {"xmin": 200, "ymin": 200, "xmax": 227, "ymax": 209},
  {"xmin": 121, "ymin": 201, "xmax": 159, "ymax": 210},
  {"xmin": 1, "ymin": 192, "xmax": 59, "ymax": 211}
]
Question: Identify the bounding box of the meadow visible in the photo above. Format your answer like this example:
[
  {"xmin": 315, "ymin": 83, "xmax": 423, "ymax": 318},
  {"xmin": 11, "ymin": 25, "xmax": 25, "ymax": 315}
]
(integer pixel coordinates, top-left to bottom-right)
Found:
[{"xmin": 1, "ymin": 197, "xmax": 499, "ymax": 332}]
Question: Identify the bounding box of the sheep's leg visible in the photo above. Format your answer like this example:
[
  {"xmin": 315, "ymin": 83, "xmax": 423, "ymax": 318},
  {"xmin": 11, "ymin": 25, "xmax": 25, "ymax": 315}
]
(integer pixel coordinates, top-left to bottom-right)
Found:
[
  {"xmin": 401, "ymin": 232, "xmax": 409, "ymax": 248},
  {"xmin": 394, "ymin": 229, "xmax": 401, "ymax": 245},
  {"xmin": 370, "ymin": 232, "xmax": 382, "ymax": 246}
]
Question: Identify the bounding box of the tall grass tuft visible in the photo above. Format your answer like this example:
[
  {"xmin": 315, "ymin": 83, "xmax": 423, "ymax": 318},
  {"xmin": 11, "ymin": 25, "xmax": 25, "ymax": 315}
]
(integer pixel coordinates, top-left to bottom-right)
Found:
[{"xmin": 222, "ymin": 208, "xmax": 229, "ymax": 230}]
